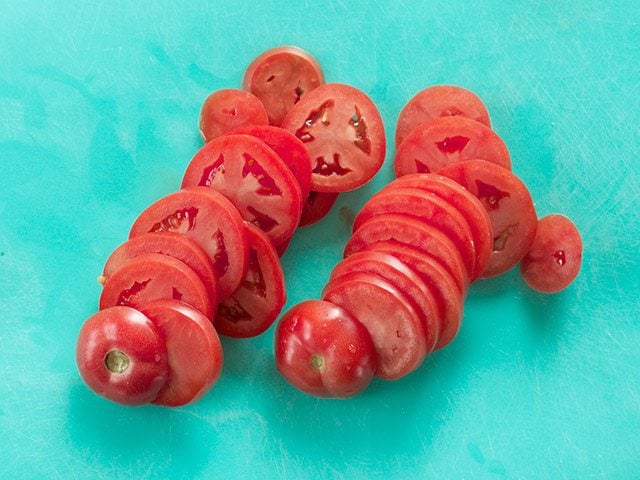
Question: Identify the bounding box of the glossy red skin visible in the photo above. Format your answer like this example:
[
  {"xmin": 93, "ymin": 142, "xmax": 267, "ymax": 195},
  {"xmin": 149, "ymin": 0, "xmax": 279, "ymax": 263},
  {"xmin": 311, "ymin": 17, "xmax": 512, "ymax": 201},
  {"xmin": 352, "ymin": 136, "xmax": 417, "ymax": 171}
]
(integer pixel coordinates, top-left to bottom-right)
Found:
[
  {"xmin": 520, "ymin": 214, "xmax": 582, "ymax": 293},
  {"xmin": 439, "ymin": 159, "xmax": 538, "ymax": 278},
  {"xmin": 199, "ymin": 89, "xmax": 269, "ymax": 142},
  {"xmin": 394, "ymin": 116, "xmax": 511, "ymax": 177},
  {"xmin": 182, "ymin": 134, "xmax": 302, "ymax": 248},
  {"xmin": 382, "ymin": 174, "xmax": 493, "ymax": 280},
  {"xmin": 102, "ymin": 232, "xmax": 218, "ymax": 301},
  {"xmin": 353, "ymin": 187, "xmax": 477, "ymax": 280},
  {"xmin": 299, "ymin": 191, "xmax": 339, "ymax": 227},
  {"xmin": 137, "ymin": 300, "xmax": 223, "ymax": 406},
  {"xmin": 99, "ymin": 252, "xmax": 214, "ymax": 321},
  {"xmin": 395, "ymin": 85, "xmax": 491, "ymax": 148},
  {"xmin": 216, "ymin": 223, "xmax": 286, "ymax": 338},
  {"xmin": 281, "ymin": 83, "xmax": 386, "ymax": 193},
  {"xmin": 345, "ymin": 213, "xmax": 468, "ymax": 294},
  {"xmin": 243, "ymin": 46, "xmax": 324, "ymax": 126},
  {"xmin": 229, "ymin": 125, "xmax": 313, "ymax": 202},
  {"xmin": 363, "ymin": 241, "xmax": 464, "ymax": 350},
  {"xmin": 129, "ymin": 187, "xmax": 247, "ymax": 299},
  {"xmin": 322, "ymin": 272, "xmax": 428, "ymax": 380},
  {"xmin": 329, "ymin": 250, "xmax": 439, "ymax": 354},
  {"xmin": 76, "ymin": 306, "xmax": 168, "ymax": 406},
  {"xmin": 274, "ymin": 300, "xmax": 376, "ymax": 398}
]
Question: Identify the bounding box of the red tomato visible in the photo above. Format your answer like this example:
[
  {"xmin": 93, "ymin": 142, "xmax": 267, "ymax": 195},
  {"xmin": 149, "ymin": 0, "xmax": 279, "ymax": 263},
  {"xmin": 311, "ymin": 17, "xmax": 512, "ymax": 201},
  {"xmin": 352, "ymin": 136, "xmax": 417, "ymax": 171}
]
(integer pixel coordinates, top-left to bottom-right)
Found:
[
  {"xmin": 182, "ymin": 134, "xmax": 303, "ymax": 247},
  {"xmin": 199, "ymin": 89, "xmax": 269, "ymax": 142},
  {"xmin": 395, "ymin": 85, "xmax": 491, "ymax": 148},
  {"xmin": 274, "ymin": 300, "xmax": 376, "ymax": 398},
  {"xmin": 137, "ymin": 300, "xmax": 223, "ymax": 406},
  {"xmin": 520, "ymin": 214, "xmax": 582, "ymax": 293},
  {"xmin": 99, "ymin": 252, "xmax": 214, "ymax": 321},
  {"xmin": 76, "ymin": 306, "xmax": 168, "ymax": 405},
  {"xmin": 322, "ymin": 272, "xmax": 428, "ymax": 380},
  {"xmin": 243, "ymin": 46, "xmax": 324, "ymax": 126},
  {"xmin": 299, "ymin": 191, "xmax": 339, "ymax": 227},
  {"xmin": 394, "ymin": 116, "xmax": 511, "ymax": 177},
  {"xmin": 281, "ymin": 83, "xmax": 386, "ymax": 193},
  {"xmin": 129, "ymin": 187, "xmax": 248, "ymax": 299},
  {"xmin": 101, "ymin": 232, "xmax": 218, "ymax": 301},
  {"xmin": 439, "ymin": 160, "xmax": 538, "ymax": 278},
  {"xmin": 216, "ymin": 223, "xmax": 286, "ymax": 338}
]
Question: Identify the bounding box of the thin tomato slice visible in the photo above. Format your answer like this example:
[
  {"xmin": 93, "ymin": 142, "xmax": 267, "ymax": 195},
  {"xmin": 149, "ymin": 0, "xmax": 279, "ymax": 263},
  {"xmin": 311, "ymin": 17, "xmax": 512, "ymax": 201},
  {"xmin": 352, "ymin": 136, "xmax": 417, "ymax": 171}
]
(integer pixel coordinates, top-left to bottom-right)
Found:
[
  {"xmin": 281, "ymin": 83, "xmax": 386, "ymax": 193},
  {"xmin": 199, "ymin": 89, "xmax": 269, "ymax": 142},
  {"xmin": 299, "ymin": 191, "xmax": 339, "ymax": 227}
]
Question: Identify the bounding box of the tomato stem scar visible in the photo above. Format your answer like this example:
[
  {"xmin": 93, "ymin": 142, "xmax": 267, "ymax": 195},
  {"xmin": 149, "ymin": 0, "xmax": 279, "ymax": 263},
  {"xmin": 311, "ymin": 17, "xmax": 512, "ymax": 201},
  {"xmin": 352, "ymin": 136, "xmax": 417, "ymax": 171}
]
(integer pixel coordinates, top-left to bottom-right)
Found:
[
  {"xmin": 310, "ymin": 353, "xmax": 325, "ymax": 372},
  {"xmin": 105, "ymin": 349, "xmax": 130, "ymax": 374}
]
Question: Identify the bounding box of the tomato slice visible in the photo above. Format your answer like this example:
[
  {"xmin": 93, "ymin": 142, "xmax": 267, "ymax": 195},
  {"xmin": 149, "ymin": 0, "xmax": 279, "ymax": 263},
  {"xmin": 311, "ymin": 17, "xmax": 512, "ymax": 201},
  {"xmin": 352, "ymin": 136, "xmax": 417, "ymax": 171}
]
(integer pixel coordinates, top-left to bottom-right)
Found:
[
  {"xmin": 299, "ymin": 191, "xmax": 339, "ymax": 227},
  {"xmin": 345, "ymin": 213, "xmax": 468, "ymax": 294},
  {"xmin": 243, "ymin": 46, "xmax": 324, "ymax": 127},
  {"xmin": 199, "ymin": 89, "xmax": 269, "ymax": 142},
  {"xmin": 329, "ymin": 250, "xmax": 439, "ymax": 354},
  {"xmin": 394, "ymin": 116, "xmax": 511, "ymax": 177},
  {"xmin": 182, "ymin": 134, "xmax": 302, "ymax": 247},
  {"xmin": 395, "ymin": 85, "xmax": 491, "ymax": 148},
  {"xmin": 129, "ymin": 186, "xmax": 248, "ymax": 299},
  {"xmin": 274, "ymin": 300, "xmax": 376, "ymax": 398},
  {"xmin": 137, "ymin": 300, "xmax": 223, "ymax": 407},
  {"xmin": 439, "ymin": 159, "xmax": 538, "ymax": 278},
  {"xmin": 216, "ymin": 223, "xmax": 286, "ymax": 338},
  {"xmin": 99, "ymin": 252, "xmax": 214, "ymax": 320},
  {"xmin": 281, "ymin": 83, "xmax": 386, "ymax": 193},
  {"xmin": 520, "ymin": 214, "xmax": 582, "ymax": 293},
  {"xmin": 322, "ymin": 272, "xmax": 428, "ymax": 380},
  {"xmin": 101, "ymin": 232, "xmax": 217, "ymax": 301}
]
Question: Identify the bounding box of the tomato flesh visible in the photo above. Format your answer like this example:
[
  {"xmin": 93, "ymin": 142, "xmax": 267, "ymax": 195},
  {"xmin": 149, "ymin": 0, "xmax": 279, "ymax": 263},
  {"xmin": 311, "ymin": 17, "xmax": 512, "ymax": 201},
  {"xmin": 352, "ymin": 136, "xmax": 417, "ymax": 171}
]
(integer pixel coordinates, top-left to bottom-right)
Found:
[{"xmin": 199, "ymin": 89, "xmax": 269, "ymax": 142}]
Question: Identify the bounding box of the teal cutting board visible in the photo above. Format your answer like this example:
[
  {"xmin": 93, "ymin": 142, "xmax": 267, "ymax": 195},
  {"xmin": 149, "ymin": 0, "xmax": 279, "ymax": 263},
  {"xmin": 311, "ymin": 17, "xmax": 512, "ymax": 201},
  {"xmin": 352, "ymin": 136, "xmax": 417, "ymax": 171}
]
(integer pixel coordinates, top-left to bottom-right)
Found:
[{"xmin": 1, "ymin": 1, "xmax": 638, "ymax": 478}]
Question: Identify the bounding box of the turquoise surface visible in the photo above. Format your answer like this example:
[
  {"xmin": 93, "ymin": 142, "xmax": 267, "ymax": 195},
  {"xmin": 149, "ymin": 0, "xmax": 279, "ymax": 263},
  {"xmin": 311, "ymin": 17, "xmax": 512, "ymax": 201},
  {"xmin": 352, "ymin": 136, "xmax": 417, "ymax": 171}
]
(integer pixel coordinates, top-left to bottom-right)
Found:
[{"xmin": 1, "ymin": 1, "xmax": 639, "ymax": 478}]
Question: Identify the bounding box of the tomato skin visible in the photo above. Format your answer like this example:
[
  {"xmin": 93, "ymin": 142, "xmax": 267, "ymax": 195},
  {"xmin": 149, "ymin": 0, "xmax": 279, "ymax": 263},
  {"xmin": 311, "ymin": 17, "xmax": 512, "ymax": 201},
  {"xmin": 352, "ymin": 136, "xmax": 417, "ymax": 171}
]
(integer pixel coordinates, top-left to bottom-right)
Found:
[
  {"xmin": 76, "ymin": 306, "xmax": 168, "ymax": 406},
  {"xmin": 520, "ymin": 214, "xmax": 582, "ymax": 293},
  {"xmin": 199, "ymin": 89, "xmax": 269, "ymax": 142},
  {"xmin": 274, "ymin": 300, "xmax": 376, "ymax": 398},
  {"xmin": 299, "ymin": 191, "xmax": 339, "ymax": 227}
]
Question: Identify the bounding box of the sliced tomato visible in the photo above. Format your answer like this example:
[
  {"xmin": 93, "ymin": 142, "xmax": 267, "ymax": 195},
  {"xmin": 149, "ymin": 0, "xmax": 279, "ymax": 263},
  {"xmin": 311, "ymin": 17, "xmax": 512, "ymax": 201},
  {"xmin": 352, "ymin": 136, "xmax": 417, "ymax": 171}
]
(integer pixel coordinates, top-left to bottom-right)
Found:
[
  {"xmin": 182, "ymin": 134, "xmax": 302, "ymax": 247},
  {"xmin": 216, "ymin": 223, "xmax": 286, "ymax": 338},
  {"xmin": 199, "ymin": 89, "xmax": 269, "ymax": 142},
  {"xmin": 281, "ymin": 83, "xmax": 386, "ymax": 193},
  {"xmin": 129, "ymin": 187, "xmax": 248, "ymax": 299},
  {"xmin": 395, "ymin": 85, "xmax": 491, "ymax": 148},
  {"xmin": 243, "ymin": 46, "xmax": 324, "ymax": 126},
  {"xmin": 299, "ymin": 191, "xmax": 339, "ymax": 227},
  {"xmin": 394, "ymin": 116, "xmax": 511, "ymax": 177},
  {"xmin": 439, "ymin": 159, "xmax": 538, "ymax": 278}
]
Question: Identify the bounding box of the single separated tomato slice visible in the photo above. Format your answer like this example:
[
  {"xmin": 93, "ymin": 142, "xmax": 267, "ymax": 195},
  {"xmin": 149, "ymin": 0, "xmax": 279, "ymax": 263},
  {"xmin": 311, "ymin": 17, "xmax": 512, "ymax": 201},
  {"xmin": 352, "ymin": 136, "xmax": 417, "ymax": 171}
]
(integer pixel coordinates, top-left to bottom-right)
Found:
[
  {"xmin": 216, "ymin": 223, "xmax": 286, "ymax": 338},
  {"xmin": 182, "ymin": 134, "xmax": 303, "ymax": 247},
  {"xmin": 281, "ymin": 83, "xmax": 386, "ymax": 193},
  {"xmin": 395, "ymin": 85, "xmax": 491, "ymax": 148},
  {"xmin": 243, "ymin": 46, "xmax": 324, "ymax": 127},
  {"xmin": 394, "ymin": 116, "xmax": 511, "ymax": 177},
  {"xmin": 137, "ymin": 300, "xmax": 223, "ymax": 407},
  {"xmin": 520, "ymin": 214, "xmax": 582, "ymax": 293},
  {"xmin": 274, "ymin": 300, "xmax": 376, "ymax": 398},
  {"xmin": 199, "ymin": 89, "xmax": 269, "ymax": 142},
  {"xmin": 299, "ymin": 191, "xmax": 339, "ymax": 227},
  {"xmin": 99, "ymin": 253, "xmax": 214, "ymax": 320},
  {"xmin": 439, "ymin": 159, "xmax": 538, "ymax": 278},
  {"xmin": 129, "ymin": 187, "xmax": 248, "ymax": 299}
]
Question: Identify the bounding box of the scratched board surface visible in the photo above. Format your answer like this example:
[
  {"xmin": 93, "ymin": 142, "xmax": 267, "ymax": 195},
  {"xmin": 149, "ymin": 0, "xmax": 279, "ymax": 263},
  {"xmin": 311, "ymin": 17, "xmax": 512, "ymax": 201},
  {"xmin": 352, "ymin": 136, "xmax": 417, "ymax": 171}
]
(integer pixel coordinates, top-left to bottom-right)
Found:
[{"xmin": 1, "ymin": 1, "xmax": 638, "ymax": 478}]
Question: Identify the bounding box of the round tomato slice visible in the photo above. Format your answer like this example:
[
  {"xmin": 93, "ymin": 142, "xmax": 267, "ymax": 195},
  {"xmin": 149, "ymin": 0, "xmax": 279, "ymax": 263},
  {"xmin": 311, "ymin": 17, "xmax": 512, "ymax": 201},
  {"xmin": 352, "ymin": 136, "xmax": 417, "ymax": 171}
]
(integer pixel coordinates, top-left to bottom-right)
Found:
[
  {"xmin": 137, "ymin": 300, "xmax": 223, "ymax": 407},
  {"xmin": 281, "ymin": 83, "xmax": 386, "ymax": 193},
  {"xmin": 229, "ymin": 124, "xmax": 313, "ymax": 201},
  {"xmin": 199, "ymin": 89, "xmax": 269, "ymax": 142},
  {"xmin": 394, "ymin": 116, "xmax": 511, "ymax": 177},
  {"xmin": 182, "ymin": 134, "xmax": 303, "ymax": 247},
  {"xmin": 274, "ymin": 300, "xmax": 376, "ymax": 398},
  {"xmin": 243, "ymin": 46, "xmax": 324, "ymax": 127},
  {"xmin": 299, "ymin": 191, "xmax": 339, "ymax": 227},
  {"xmin": 101, "ymin": 232, "xmax": 217, "ymax": 301},
  {"xmin": 322, "ymin": 272, "xmax": 427, "ymax": 380},
  {"xmin": 129, "ymin": 187, "xmax": 248, "ymax": 299},
  {"xmin": 395, "ymin": 85, "xmax": 491, "ymax": 148},
  {"xmin": 439, "ymin": 159, "xmax": 538, "ymax": 278},
  {"xmin": 216, "ymin": 223, "xmax": 286, "ymax": 338},
  {"xmin": 520, "ymin": 214, "xmax": 582, "ymax": 293}
]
